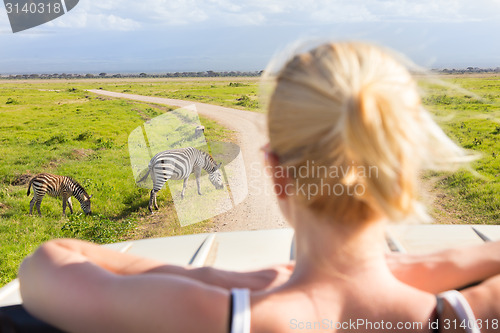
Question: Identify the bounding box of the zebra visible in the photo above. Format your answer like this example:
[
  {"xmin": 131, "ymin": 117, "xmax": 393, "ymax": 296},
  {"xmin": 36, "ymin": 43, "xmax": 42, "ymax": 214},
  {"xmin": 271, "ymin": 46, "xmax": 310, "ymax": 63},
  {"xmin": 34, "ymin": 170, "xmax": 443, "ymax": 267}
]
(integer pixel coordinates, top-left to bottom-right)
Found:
[
  {"xmin": 138, "ymin": 147, "xmax": 224, "ymax": 213},
  {"xmin": 27, "ymin": 173, "xmax": 92, "ymax": 216}
]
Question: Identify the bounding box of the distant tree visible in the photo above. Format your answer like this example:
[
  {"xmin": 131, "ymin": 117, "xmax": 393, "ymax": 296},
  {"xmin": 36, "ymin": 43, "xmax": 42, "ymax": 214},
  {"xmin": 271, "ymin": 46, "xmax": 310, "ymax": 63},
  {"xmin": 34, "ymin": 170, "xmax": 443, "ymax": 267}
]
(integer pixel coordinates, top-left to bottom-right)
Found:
[{"xmin": 99, "ymin": 72, "xmax": 107, "ymax": 77}]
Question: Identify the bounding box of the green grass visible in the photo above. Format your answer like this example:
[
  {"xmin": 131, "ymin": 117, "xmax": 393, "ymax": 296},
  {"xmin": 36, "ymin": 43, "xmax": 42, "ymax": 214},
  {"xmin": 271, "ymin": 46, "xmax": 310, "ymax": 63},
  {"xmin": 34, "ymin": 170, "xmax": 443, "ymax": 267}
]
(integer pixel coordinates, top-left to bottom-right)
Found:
[
  {"xmin": 0, "ymin": 81, "xmax": 235, "ymax": 286},
  {"xmin": 420, "ymin": 75, "xmax": 500, "ymax": 224}
]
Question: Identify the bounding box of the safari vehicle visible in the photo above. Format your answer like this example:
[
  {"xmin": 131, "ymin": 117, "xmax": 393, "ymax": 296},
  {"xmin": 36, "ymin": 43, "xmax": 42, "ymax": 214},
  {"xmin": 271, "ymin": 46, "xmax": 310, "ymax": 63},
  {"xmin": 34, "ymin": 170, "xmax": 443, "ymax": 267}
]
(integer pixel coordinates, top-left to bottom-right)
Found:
[{"xmin": 2, "ymin": 224, "xmax": 500, "ymax": 331}]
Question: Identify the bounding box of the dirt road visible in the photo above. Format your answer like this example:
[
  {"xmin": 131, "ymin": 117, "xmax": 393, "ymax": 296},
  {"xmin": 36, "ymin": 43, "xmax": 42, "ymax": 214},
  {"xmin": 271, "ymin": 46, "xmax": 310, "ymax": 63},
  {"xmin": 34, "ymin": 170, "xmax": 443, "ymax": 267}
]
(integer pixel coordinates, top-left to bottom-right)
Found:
[{"xmin": 88, "ymin": 89, "xmax": 287, "ymax": 231}]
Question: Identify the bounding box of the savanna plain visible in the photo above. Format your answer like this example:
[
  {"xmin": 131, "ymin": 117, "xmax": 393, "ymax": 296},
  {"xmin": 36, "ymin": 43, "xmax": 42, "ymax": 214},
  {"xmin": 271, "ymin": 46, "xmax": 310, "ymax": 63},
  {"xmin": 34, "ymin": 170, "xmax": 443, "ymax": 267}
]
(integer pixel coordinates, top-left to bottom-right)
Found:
[{"xmin": 0, "ymin": 75, "xmax": 499, "ymax": 287}]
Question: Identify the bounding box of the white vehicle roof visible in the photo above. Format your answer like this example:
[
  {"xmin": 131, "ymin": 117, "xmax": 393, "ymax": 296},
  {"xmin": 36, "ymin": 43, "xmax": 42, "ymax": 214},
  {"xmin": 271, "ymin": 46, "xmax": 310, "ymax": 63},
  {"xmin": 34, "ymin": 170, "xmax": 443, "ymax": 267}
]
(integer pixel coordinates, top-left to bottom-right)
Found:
[{"xmin": 1, "ymin": 225, "xmax": 499, "ymax": 307}]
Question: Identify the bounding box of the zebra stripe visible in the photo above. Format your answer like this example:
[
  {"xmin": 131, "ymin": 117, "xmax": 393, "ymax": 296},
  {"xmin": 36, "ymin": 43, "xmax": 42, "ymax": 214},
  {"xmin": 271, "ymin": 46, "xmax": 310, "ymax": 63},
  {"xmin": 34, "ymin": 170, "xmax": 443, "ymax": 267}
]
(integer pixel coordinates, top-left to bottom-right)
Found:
[
  {"xmin": 139, "ymin": 147, "xmax": 224, "ymax": 212},
  {"xmin": 27, "ymin": 173, "xmax": 92, "ymax": 216}
]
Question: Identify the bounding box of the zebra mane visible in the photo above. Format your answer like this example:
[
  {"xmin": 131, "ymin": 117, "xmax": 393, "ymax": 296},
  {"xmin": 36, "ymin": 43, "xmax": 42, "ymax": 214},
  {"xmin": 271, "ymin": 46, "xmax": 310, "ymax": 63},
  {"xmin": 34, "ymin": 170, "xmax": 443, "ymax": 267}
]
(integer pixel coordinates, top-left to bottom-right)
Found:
[
  {"xmin": 200, "ymin": 149, "xmax": 216, "ymax": 165},
  {"xmin": 67, "ymin": 177, "xmax": 90, "ymax": 199},
  {"xmin": 197, "ymin": 149, "xmax": 221, "ymax": 173}
]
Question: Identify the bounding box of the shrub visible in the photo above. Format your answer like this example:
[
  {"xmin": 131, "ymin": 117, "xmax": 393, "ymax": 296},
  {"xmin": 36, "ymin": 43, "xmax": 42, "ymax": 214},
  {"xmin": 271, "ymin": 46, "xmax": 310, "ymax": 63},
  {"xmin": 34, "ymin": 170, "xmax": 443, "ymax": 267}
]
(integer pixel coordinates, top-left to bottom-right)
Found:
[
  {"xmin": 44, "ymin": 134, "xmax": 68, "ymax": 145},
  {"xmin": 95, "ymin": 137, "xmax": 114, "ymax": 149},
  {"xmin": 75, "ymin": 131, "xmax": 93, "ymax": 141},
  {"xmin": 228, "ymin": 82, "xmax": 247, "ymax": 87},
  {"xmin": 6, "ymin": 98, "xmax": 19, "ymax": 105},
  {"xmin": 235, "ymin": 95, "xmax": 258, "ymax": 108}
]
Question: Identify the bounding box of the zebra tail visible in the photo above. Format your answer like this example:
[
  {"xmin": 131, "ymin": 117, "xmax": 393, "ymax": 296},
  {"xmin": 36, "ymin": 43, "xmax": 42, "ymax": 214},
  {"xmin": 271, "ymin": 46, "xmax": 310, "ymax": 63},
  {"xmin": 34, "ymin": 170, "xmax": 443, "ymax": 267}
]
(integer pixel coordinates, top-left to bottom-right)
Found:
[
  {"xmin": 138, "ymin": 169, "xmax": 150, "ymax": 183},
  {"xmin": 27, "ymin": 177, "xmax": 34, "ymax": 196}
]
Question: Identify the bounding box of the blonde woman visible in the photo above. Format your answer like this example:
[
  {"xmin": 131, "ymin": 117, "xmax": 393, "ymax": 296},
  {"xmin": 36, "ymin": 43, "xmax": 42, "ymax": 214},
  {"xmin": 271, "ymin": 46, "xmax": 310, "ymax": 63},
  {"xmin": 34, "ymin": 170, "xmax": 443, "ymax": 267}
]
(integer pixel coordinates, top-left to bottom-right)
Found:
[{"xmin": 18, "ymin": 42, "xmax": 500, "ymax": 333}]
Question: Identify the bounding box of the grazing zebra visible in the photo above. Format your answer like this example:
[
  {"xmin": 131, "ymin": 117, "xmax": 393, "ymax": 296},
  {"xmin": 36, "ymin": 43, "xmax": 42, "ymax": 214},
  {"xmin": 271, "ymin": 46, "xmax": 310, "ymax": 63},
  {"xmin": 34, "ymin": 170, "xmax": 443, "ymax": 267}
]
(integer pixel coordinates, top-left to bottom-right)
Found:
[
  {"xmin": 27, "ymin": 173, "xmax": 92, "ymax": 216},
  {"xmin": 138, "ymin": 147, "xmax": 224, "ymax": 212}
]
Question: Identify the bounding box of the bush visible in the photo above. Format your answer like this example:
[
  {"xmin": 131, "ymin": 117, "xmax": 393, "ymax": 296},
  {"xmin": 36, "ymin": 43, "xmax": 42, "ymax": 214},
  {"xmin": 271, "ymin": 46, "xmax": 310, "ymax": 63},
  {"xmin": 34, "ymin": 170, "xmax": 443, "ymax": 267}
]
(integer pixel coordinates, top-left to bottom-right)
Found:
[
  {"xmin": 235, "ymin": 95, "xmax": 258, "ymax": 108},
  {"xmin": 44, "ymin": 134, "xmax": 69, "ymax": 145},
  {"xmin": 228, "ymin": 82, "xmax": 248, "ymax": 87},
  {"xmin": 6, "ymin": 98, "xmax": 19, "ymax": 105},
  {"xmin": 95, "ymin": 137, "xmax": 114, "ymax": 149},
  {"xmin": 75, "ymin": 131, "xmax": 93, "ymax": 141}
]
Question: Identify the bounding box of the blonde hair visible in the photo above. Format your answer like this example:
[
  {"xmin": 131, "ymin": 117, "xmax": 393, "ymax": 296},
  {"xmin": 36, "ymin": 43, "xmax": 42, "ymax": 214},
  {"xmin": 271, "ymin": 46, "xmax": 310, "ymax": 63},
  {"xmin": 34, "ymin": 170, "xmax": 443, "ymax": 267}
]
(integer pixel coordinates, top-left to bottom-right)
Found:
[{"xmin": 266, "ymin": 41, "xmax": 469, "ymax": 224}]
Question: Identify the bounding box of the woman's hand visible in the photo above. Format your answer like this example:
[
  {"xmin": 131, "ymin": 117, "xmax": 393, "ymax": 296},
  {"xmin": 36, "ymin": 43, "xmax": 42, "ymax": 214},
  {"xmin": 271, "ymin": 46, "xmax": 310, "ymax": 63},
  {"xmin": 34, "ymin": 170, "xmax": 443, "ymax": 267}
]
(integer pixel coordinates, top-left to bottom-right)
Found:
[
  {"xmin": 189, "ymin": 261, "xmax": 295, "ymax": 291},
  {"xmin": 386, "ymin": 241, "xmax": 500, "ymax": 294},
  {"xmin": 244, "ymin": 262, "xmax": 295, "ymax": 291}
]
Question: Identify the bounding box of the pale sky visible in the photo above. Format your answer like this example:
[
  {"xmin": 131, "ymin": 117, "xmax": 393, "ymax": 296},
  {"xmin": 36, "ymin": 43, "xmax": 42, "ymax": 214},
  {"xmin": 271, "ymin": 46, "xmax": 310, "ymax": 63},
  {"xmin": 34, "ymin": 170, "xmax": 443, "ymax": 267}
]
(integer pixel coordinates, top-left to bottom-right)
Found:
[{"xmin": 1, "ymin": 0, "xmax": 500, "ymax": 74}]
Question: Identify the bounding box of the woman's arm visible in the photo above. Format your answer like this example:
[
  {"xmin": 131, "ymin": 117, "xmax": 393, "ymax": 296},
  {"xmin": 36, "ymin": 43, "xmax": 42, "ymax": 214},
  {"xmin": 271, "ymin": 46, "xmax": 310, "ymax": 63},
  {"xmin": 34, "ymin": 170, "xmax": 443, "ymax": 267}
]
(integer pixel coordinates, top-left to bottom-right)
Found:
[
  {"xmin": 22, "ymin": 238, "xmax": 293, "ymax": 291},
  {"xmin": 386, "ymin": 241, "xmax": 500, "ymax": 333},
  {"xmin": 386, "ymin": 240, "xmax": 500, "ymax": 293},
  {"xmin": 18, "ymin": 239, "xmax": 231, "ymax": 333}
]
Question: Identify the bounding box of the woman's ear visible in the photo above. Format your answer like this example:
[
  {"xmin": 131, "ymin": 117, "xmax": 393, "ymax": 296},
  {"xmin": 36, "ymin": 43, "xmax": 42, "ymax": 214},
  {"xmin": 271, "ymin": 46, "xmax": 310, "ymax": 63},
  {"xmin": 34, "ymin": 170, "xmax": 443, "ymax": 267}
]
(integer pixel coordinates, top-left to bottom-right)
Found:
[{"xmin": 265, "ymin": 150, "xmax": 290, "ymax": 200}]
